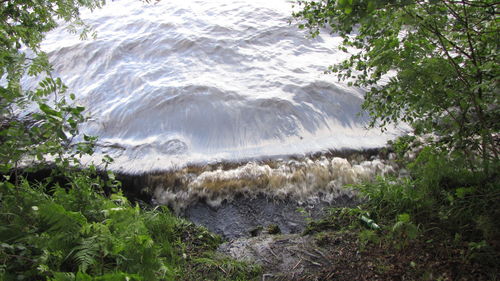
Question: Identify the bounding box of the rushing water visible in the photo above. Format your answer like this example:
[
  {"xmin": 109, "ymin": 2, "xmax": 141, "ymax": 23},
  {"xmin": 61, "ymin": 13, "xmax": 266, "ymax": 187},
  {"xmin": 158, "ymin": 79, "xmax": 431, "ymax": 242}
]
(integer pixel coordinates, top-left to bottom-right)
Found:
[
  {"xmin": 38, "ymin": 0, "xmax": 403, "ymax": 174},
  {"xmin": 150, "ymin": 155, "xmax": 396, "ymax": 212}
]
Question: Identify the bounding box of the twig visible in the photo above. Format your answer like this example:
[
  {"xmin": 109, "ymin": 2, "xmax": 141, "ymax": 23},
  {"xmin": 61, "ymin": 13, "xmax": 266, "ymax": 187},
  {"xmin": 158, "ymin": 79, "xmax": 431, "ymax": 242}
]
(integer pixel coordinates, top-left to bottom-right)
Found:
[
  {"xmin": 313, "ymin": 248, "xmax": 330, "ymax": 261},
  {"xmin": 262, "ymin": 273, "xmax": 274, "ymax": 281},
  {"xmin": 217, "ymin": 265, "xmax": 227, "ymax": 275},
  {"xmin": 296, "ymin": 248, "xmax": 320, "ymax": 259},
  {"xmin": 298, "ymin": 253, "xmax": 323, "ymax": 266},
  {"xmin": 292, "ymin": 259, "xmax": 302, "ymax": 270},
  {"xmin": 268, "ymin": 247, "xmax": 279, "ymax": 259},
  {"xmin": 261, "ymin": 257, "xmax": 273, "ymax": 264}
]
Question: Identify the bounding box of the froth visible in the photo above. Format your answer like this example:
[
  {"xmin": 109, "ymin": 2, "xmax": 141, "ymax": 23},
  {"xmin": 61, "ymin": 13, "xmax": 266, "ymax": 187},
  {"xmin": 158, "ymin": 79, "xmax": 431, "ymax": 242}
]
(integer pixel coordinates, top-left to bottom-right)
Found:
[{"xmin": 151, "ymin": 155, "xmax": 396, "ymax": 213}]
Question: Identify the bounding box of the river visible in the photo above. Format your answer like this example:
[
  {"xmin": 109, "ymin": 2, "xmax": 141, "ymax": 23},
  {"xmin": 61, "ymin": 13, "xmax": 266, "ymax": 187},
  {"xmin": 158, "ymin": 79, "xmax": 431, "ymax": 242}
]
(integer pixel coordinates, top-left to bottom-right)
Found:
[{"xmin": 38, "ymin": 0, "xmax": 402, "ymax": 174}]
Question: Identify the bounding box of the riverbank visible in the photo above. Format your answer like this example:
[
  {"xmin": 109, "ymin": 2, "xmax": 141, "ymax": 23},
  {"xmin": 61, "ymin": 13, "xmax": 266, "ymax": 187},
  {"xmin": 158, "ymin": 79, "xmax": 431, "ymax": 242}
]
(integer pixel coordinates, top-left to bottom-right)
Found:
[
  {"xmin": 115, "ymin": 148, "xmax": 398, "ymax": 238},
  {"xmin": 220, "ymin": 207, "xmax": 497, "ymax": 280},
  {"xmin": 213, "ymin": 142, "xmax": 499, "ymax": 280},
  {"xmin": 3, "ymin": 142, "xmax": 498, "ymax": 280}
]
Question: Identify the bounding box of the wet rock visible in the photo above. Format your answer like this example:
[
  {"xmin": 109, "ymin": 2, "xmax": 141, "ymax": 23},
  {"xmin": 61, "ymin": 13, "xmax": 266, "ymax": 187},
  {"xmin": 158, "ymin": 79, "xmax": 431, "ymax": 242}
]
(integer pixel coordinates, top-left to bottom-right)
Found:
[{"xmin": 183, "ymin": 194, "xmax": 357, "ymax": 239}]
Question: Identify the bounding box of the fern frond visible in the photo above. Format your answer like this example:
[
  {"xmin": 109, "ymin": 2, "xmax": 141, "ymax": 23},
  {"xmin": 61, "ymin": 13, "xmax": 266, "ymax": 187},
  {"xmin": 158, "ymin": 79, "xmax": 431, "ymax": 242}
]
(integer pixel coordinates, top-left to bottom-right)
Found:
[
  {"xmin": 39, "ymin": 203, "xmax": 86, "ymax": 234},
  {"xmin": 69, "ymin": 222, "xmax": 114, "ymax": 274},
  {"xmin": 69, "ymin": 237, "xmax": 100, "ymax": 272},
  {"xmin": 48, "ymin": 272, "xmax": 75, "ymax": 281}
]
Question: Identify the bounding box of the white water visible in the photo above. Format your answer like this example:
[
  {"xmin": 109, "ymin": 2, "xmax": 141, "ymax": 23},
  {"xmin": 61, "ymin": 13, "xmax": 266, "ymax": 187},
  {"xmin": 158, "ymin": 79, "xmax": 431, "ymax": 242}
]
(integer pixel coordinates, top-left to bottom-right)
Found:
[
  {"xmin": 39, "ymin": 0, "xmax": 404, "ymax": 174},
  {"xmin": 151, "ymin": 156, "xmax": 397, "ymax": 213}
]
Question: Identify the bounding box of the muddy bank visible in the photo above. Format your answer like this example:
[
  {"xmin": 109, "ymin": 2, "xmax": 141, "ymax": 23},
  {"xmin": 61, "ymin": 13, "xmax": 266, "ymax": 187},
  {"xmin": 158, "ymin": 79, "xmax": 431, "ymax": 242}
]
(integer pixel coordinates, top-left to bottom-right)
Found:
[
  {"xmin": 114, "ymin": 149, "xmax": 398, "ymax": 238},
  {"xmin": 118, "ymin": 167, "xmax": 362, "ymax": 239},
  {"xmin": 183, "ymin": 193, "xmax": 360, "ymax": 239},
  {"xmin": 118, "ymin": 172, "xmax": 360, "ymax": 239},
  {"xmin": 219, "ymin": 234, "xmax": 325, "ymax": 279}
]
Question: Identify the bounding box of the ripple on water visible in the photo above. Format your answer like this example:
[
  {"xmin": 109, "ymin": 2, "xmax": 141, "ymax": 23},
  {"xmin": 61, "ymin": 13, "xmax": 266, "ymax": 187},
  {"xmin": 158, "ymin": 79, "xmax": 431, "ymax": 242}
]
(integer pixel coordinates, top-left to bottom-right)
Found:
[{"xmin": 34, "ymin": 0, "xmax": 406, "ymax": 173}]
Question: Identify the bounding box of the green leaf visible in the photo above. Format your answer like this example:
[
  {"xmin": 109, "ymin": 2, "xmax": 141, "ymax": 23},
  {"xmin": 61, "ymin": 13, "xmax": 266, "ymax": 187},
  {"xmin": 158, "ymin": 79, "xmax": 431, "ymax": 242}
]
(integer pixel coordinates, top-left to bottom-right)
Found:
[
  {"xmin": 39, "ymin": 103, "xmax": 62, "ymax": 117},
  {"xmin": 397, "ymin": 213, "xmax": 410, "ymax": 223}
]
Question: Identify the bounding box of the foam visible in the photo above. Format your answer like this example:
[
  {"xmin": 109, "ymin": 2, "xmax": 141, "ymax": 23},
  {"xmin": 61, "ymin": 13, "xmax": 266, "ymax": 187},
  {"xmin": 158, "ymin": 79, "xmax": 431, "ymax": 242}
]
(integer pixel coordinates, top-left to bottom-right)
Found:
[{"xmin": 150, "ymin": 155, "xmax": 397, "ymax": 213}]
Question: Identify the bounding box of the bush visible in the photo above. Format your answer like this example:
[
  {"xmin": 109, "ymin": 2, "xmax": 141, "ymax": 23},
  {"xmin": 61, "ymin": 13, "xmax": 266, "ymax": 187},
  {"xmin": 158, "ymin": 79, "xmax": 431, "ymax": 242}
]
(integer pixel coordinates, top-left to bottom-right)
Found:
[
  {"xmin": 0, "ymin": 173, "xmax": 177, "ymax": 280},
  {"xmin": 0, "ymin": 171, "xmax": 261, "ymax": 281},
  {"xmin": 352, "ymin": 144, "xmax": 499, "ymax": 271}
]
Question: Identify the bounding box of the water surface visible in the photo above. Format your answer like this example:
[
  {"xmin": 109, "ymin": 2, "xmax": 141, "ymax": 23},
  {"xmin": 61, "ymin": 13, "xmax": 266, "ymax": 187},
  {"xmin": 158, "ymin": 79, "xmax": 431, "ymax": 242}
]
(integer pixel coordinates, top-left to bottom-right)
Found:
[{"xmin": 41, "ymin": 0, "xmax": 402, "ymax": 173}]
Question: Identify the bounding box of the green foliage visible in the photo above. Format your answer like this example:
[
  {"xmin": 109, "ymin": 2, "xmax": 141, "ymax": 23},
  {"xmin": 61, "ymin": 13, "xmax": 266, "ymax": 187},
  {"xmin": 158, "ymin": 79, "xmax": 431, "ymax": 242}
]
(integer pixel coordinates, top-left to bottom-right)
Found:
[
  {"xmin": 352, "ymin": 148, "xmax": 499, "ymax": 266},
  {"xmin": 387, "ymin": 135, "xmax": 420, "ymax": 165},
  {"xmin": 48, "ymin": 271, "xmax": 142, "ymax": 281},
  {"xmin": 303, "ymin": 207, "xmax": 379, "ymax": 235},
  {"xmin": 0, "ymin": 175, "xmax": 177, "ymax": 280},
  {"xmin": 0, "ymin": 0, "xmax": 105, "ymax": 175},
  {"xmin": 356, "ymin": 176, "xmax": 431, "ymax": 221},
  {"xmin": 300, "ymin": 146, "xmax": 498, "ymax": 279},
  {"xmin": 358, "ymin": 229, "xmax": 380, "ymax": 250},
  {"xmin": 293, "ymin": 0, "xmax": 499, "ymax": 168},
  {"xmin": 182, "ymin": 252, "xmax": 261, "ymax": 281},
  {"xmin": 391, "ymin": 213, "xmax": 419, "ymax": 249},
  {"xmin": 0, "ymin": 172, "xmax": 262, "ymax": 281}
]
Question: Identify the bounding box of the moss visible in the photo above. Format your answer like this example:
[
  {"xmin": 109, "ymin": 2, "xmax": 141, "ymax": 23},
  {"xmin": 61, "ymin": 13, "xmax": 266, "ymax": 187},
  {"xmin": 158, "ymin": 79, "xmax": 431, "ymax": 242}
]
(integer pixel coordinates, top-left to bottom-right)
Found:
[
  {"xmin": 303, "ymin": 207, "xmax": 360, "ymax": 235},
  {"xmin": 249, "ymin": 226, "xmax": 263, "ymax": 237},
  {"xmin": 266, "ymin": 224, "xmax": 281, "ymax": 235},
  {"xmin": 314, "ymin": 232, "xmax": 341, "ymax": 247},
  {"xmin": 174, "ymin": 220, "xmax": 223, "ymax": 256},
  {"xmin": 181, "ymin": 252, "xmax": 261, "ymax": 281}
]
